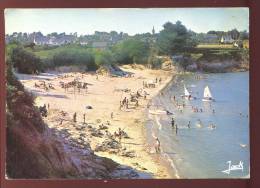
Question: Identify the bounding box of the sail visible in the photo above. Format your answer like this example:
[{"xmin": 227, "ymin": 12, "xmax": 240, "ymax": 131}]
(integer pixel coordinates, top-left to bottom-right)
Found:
[
  {"xmin": 204, "ymin": 86, "xmax": 213, "ymax": 98},
  {"xmin": 184, "ymin": 85, "xmax": 190, "ymax": 96}
]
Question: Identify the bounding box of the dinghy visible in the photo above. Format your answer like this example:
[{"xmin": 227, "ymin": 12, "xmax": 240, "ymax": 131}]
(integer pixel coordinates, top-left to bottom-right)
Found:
[
  {"xmin": 149, "ymin": 109, "xmax": 173, "ymax": 115},
  {"xmin": 202, "ymin": 86, "xmax": 215, "ymax": 102},
  {"xmin": 181, "ymin": 85, "xmax": 196, "ymax": 100},
  {"xmin": 149, "ymin": 109, "xmax": 167, "ymax": 115}
]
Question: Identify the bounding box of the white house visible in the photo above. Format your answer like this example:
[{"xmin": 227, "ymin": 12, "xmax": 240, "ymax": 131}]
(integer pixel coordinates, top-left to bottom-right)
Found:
[{"xmin": 220, "ymin": 35, "xmax": 234, "ymax": 44}]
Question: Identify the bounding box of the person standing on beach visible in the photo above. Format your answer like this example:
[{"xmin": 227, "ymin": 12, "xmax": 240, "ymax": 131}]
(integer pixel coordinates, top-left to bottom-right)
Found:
[
  {"xmin": 83, "ymin": 113, "xmax": 86, "ymax": 124},
  {"xmin": 175, "ymin": 124, "xmax": 178, "ymax": 135},
  {"xmin": 135, "ymin": 100, "xmax": 139, "ymax": 107},
  {"xmin": 155, "ymin": 137, "xmax": 161, "ymax": 153},
  {"xmin": 118, "ymin": 128, "xmax": 123, "ymax": 143},
  {"xmin": 171, "ymin": 118, "xmax": 175, "ymax": 128},
  {"xmin": 126, "ymin": 99, "xmax": 129, "ymax": 109},
  {"xmin": 122, "ymin": 97, "xmax": 126, "ymax": 107},
  {"xmin": 119, "ymin": 101, "xmax": 122, "ymax": 110},
  {"xmin": 73, "ymin": 112, "xmax": 77, "ymax": 123},
  {"xmin": 111, "ymin": 112, "xmax": 114, "ymax": 119}
]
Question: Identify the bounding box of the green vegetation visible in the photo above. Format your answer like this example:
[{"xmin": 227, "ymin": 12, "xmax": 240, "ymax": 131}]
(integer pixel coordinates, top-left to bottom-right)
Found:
[
  {"xmin": 10, "ymin": 47, "xmax": 45, "ymax": 74},
  {"xmin": 52, "ymin": 48, "xmax": 97, "ymax": 71},
  {"xmin": 112, "ymin": 39, "xmax": 150, "ymax": 65},
  {"xmin": 156, "ymin": 21, "xmax": 198, "ymax": 55},
  {"xmin": 6, "ymin": 21, "xmax": 249, "ymax": 74},
  {"xmin": 190, "ymin": 47, "xmax": 248, "ymax": 62},
  {"xmin": 94, "ymin": 50, "xmax": 115, "ymax": 66},
  {"xmin": 7, "ymin": 38, "xmax": 152, "ymax": 74}
]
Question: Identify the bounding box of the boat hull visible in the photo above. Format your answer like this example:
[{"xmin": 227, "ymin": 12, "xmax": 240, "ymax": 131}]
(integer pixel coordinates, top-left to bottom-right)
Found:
[
  {"xmin": 149, "ymin": 110, "xmax": 167, "ymax": 115},
  {"xmin": 202, "ymin": 98, "xmax": 215, "ymax": 102}
]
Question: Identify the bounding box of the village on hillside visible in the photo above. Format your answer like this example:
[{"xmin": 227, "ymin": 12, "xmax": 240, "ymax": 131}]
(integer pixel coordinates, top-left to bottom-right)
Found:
[{"xmin": 5, "ymin": 28, "xmax": 249, "ymax": 49}]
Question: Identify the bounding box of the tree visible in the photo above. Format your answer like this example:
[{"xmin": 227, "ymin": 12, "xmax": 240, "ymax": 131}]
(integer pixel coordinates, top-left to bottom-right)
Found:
[
  {"xmin": 11, "ymin": 47, "xmax": 44, "ymax": 74},
  {"xmin": 157, "ymin": 21, "xmax": 198, "ymax": 55},
  {"xmin": 113, "ymin": 39, "xmax": 150, "ymax": 65},
  {"xmin": 207, "ymin": 30, "xmax": 218, "ymax": 35},
  {"xmin": 94, "ymin": 50, "xmax": 115, "ymax": 66},
  {"xmin": 52, "ymin": 49, "xmax": 97, "ymax": 70},
  {"xmin": 229, "ymin": 29, "xmax": 240, "ymax": 40},
  {"xmin": 240, "ymin": 30, "xmax": 249, "ymax": 40}
]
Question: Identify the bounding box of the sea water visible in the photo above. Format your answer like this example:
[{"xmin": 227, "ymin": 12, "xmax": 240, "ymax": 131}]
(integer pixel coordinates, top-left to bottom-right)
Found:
[{"xmin": 146, "ymin": 72, "xmax": 249, "ymax": 178}]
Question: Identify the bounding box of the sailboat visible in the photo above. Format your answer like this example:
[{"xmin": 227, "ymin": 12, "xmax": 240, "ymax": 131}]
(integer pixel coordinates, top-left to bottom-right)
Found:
[
  {"xmin": 181, "ymin": 85, "xmax": 196, "ymax": 100},
  {"xmin": 184, "ymin": 85, "xmax": 190, "ymax": 97},
  {"xmin": 202, "ymin": 86, "xmax": 215, "ymax": 102}
]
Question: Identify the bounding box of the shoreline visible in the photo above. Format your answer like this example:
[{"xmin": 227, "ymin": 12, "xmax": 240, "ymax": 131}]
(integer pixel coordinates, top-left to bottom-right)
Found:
[
  {"xmin": 145, "ymin": 71, "xmax": 249, "ymax": 179},
  {"xmin": 144, "ymin": 74, "xmax": 180, "ymax": 179},
  {"xmin": 17, "ymin": 65, "xmax": 176, "ymax": 179}
]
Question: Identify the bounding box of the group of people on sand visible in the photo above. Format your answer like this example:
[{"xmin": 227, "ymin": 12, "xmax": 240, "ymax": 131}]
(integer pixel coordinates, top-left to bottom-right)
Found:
[
  {"xmin": 120, "ymin": 88, "xmax": 150, "ymax": 110},
  {"xmin": 34, "ymin": 81, "xmax": 55, "ymax": 91},
  {"xmin": 155, "ymin": 77, "xmax": 162, "ymax": 84},
  {"xmin": 120, "ymin": 97, "xmax": 129, "ymax": 109},
  {"xmin": 113, "ymin": 128, "xmax": 124, "ymax": 143},
  {"xmin": 70, "ymin": 109, "xmax": 128, "ymax": 144},
  {"xmin": 143, "ymin": 77, "xmax": 163, "ymax": 89}
]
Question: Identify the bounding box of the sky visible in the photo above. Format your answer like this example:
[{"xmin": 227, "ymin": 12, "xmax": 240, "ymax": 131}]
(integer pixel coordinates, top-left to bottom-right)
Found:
[{"xmin": 5, "ymin": 8, "xmax": 249, "ymax": 36}]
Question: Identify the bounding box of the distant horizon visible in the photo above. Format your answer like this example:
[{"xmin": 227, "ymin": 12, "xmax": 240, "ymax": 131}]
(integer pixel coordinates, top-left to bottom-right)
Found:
[
  {"xmin": 5, "ymin": 8, "xmax": 249, "ymax": 35},
  {"xmin": 5, "ymin": 27, "xmax": 249, "ymax": 37}
]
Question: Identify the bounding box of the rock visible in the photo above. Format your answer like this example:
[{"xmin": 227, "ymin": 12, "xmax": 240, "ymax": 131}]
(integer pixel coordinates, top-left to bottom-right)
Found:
[
  {"xmin": 95, "ymin": 139, "xmax": 121, "ymax": 152},
  {"xmin": 91, "ymin": 131, "xmax": 104, "ymax": 138},
  {"xmin": 98, "ymin": 124, "xmax": 108, "ymax": 130},
  {"xmin": 120, "ymin": 150, "xmax": 135, "ymax": 158}
]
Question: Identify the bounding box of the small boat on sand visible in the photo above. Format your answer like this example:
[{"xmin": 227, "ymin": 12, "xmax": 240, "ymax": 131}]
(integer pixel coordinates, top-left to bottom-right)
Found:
[
  {"xmin": 149, "ymin": 109, "xmax": 167, "ymax": 115},
  {"xmin": 149, "ymin": 109, "xmax": 173, "ymax": 115}
]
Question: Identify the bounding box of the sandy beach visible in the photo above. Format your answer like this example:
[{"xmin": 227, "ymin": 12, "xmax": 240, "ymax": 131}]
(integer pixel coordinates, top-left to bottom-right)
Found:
[{"xmin": 17, "ymin": 65, "xmax": 176, "ymax": 179}]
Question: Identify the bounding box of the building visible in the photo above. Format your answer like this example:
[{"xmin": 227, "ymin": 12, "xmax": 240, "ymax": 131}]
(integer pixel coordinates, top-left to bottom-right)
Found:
[
  {"xmin": 197, "ymin": 34, "xmax": 218, "ymax": 44},
  {"xmin": 152, "ymin": 26, "xmax": 155, "ymax": 35},
  {"xmin": 220, "ymin": 35, "xmax": 234, "ymax": 44},
  {"xmin": 92, "ymin": 41, "xmax": 108, "ymax": 49}
]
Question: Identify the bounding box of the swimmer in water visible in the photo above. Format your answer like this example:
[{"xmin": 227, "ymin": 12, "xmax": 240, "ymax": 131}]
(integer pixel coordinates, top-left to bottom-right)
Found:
[
  {"xmin": 197, "ymin": 119, "xmax": 202, "ymax": 128},
  {"xmin": 208, "ymin": 122, "xmax": 216, "ymax": 129},
  {"xmin": 187, "ymin": 121, "xmax": 191, "ymax": 128}
]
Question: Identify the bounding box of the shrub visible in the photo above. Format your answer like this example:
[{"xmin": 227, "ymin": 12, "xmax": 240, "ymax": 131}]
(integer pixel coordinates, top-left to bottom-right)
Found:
[
  {"xmin": 52, "ymin": 49, "xmax": 97, "ymax": 71},
  {"xmin": 11, "ymin": 47, "xmax": 44, "ymax": 74},
  {"xmin": 112, "ymin": 39, "xmax": 150, "ymax": 65}
]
